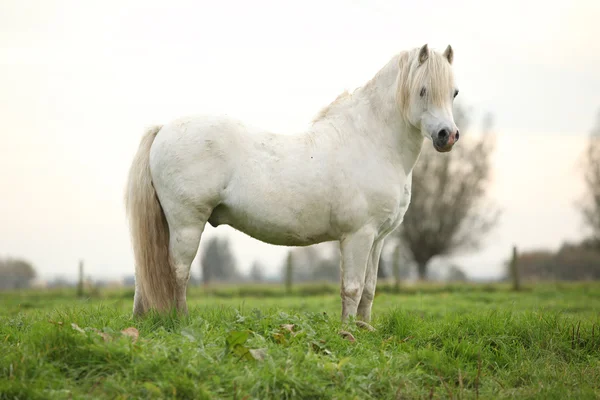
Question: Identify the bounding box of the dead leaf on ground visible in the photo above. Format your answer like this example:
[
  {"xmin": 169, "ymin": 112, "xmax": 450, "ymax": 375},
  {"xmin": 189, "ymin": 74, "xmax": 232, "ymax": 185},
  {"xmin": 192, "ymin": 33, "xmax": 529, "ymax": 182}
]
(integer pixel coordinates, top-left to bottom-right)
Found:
[
  {"xmin": 280, "ymin": 324, "xmax": 295, "ymax": 333},
  {"xmin": 121, "ymin": 327, "xmax": 139, "ymax": 343},
  {"xmin": 249, "ymin": 348, "xmax": 267, "ymax": 361},
  {"xmin": 311, "ymin": 341, "xmax": 333, "ymax": 355},
  {"xmin": 93, "ymin": 329, "xmax": 111, "ymax": 342},
  {"xmin": 272, "ymin": 332, "xmax": 287, "ymax": 345},
  {"xmin": 70, "ymin": 323, "xmax": 139, "ymax": 343}
]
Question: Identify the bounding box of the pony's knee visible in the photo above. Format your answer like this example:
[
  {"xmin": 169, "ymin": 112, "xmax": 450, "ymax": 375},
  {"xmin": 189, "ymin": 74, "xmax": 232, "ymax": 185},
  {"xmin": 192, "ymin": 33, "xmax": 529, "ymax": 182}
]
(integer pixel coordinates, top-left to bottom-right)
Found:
[
  {"xmin": 174, "ymin": 266, "xmax": 191, "ymax": 285},
  {"xmin": 341, "ymin": 282, "xmax": 362, "ymax": 302},
  {"xmin": 168, "ymin": 226, "xmax": 202, "ymax": 288}
]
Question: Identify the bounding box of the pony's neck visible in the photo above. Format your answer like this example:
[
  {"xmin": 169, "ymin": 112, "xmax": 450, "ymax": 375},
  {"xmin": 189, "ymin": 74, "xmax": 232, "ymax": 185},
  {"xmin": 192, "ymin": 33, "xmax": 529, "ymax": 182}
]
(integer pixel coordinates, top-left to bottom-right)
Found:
[{"xmin": 312, "ymin": 53, "xmax": 424, "ymax": 175}]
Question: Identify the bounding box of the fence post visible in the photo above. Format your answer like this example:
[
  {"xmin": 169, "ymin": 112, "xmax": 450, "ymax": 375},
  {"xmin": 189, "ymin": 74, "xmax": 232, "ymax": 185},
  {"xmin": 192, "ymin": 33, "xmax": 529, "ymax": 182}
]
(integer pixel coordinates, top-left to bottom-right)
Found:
[
  {"xmin": 393, "ymin": 243, "xmax": 401, "ymax": 293},
  {"xmin": 285, "ymin": 252, "xmax": 293, "ymax": 295},
  {"xmin": 510, "ymin": 246, "xmax": 520, "ymax": 291},
  {"xmin": 77, "ymin": 259, "xmax": 84, "ymax": 297}
]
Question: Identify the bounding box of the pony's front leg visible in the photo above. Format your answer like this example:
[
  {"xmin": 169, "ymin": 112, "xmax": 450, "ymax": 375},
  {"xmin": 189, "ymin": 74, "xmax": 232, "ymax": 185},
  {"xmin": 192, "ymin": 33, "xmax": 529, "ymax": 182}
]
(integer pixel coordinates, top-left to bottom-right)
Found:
[
  {"xmin": 357, "ymin": 238, "xmax": 385, "ymax": 324},
  {"xmin": 340, "ymin": 229, "xmax": 375, "ymax": 321}
]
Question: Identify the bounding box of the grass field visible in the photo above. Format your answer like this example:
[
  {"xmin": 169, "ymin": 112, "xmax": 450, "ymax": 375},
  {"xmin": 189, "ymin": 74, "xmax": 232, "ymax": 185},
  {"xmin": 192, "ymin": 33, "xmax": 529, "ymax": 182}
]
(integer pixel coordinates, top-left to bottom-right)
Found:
[{"xmin": 1, "ymin": 282, "xmax": 600, "ymax": 399}]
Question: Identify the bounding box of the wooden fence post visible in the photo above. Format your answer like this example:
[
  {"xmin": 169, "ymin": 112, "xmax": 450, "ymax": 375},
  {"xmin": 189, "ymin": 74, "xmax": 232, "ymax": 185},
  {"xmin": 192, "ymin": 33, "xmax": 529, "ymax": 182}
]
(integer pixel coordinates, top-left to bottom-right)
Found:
[
  {"xmin": 77, "ymin": 260, "xmax": 84, "ymax": 297},
  {"xmin": 285, "ymin": 252, "xmax": 293, "ymax": 295},
  {"xmin": 393, "ymin": 243, "xmax": 402, "ymax": 293},
  {"xmin": 510, "ymin": 246, "xmax": 520, "ymax": 291}
]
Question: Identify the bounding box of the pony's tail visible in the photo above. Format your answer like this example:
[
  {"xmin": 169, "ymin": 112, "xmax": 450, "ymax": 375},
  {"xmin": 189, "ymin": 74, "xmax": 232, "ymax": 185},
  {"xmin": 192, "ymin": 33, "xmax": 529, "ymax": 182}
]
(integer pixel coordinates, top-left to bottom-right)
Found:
[{"xmin": 125, "ymin": 125, "xmax": 176, "ymax": 314}]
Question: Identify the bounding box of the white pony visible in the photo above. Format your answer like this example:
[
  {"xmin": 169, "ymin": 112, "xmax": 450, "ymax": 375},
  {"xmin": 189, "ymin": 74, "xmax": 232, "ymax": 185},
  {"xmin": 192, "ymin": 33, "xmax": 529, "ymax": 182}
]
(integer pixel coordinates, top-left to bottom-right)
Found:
[{"xmin": 125, "ymin": 44, "xmax": 460, "ymax": 324}]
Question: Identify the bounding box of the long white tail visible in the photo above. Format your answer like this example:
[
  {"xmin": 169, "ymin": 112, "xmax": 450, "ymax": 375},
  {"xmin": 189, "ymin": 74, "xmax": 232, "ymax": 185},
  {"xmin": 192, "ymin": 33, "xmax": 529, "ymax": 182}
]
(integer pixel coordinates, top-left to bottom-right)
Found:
[{"xmin": 125, "ymin": 125, "xmax": 176, "ymax": 314}]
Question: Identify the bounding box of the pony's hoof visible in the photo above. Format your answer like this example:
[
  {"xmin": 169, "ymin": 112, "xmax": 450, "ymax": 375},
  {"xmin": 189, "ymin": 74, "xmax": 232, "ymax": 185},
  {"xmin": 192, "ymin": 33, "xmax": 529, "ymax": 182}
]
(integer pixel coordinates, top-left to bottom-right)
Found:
[
  {"xmin": 356, "ymin": 321, "xmax": 376, "ymax": 331},
  {"xmin": 339, "ymin": 330, "xmax": 356, "ymax": 342}
]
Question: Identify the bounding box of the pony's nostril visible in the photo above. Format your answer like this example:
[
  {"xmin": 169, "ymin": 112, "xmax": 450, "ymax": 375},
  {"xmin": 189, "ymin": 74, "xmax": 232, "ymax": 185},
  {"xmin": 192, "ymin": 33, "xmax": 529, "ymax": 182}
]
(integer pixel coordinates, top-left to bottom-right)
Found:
[
  {"xmin": 455, "ymin": 131, "xmax": 460, "ymax": 141},
  {"xmin": 438, "ymin": 129, "xmax": 449, "ymax": 140}
]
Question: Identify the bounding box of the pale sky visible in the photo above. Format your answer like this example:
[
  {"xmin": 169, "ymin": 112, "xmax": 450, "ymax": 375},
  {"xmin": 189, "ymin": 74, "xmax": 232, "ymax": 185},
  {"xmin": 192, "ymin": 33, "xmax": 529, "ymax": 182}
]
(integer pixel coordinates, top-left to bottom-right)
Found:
[{"xmin": 1, "ymin": 0, "xmax": 599, "ymax": 281}]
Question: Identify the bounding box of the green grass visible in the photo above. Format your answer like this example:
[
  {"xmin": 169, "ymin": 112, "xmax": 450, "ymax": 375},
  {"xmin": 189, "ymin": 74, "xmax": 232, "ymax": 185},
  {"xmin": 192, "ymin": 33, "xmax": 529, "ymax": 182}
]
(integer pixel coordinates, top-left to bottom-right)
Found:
[{"xmin": 1, "ymin": 283, "xmax": 600, "ymax": 399}]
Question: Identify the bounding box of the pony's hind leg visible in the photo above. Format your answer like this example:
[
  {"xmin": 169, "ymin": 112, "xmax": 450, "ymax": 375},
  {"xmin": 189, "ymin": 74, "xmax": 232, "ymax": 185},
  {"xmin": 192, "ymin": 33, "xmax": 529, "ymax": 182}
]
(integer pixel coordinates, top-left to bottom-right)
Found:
[
  {"xmin": 357, "ymin": 238, "xmax": 385, "ymax": 325},
  {"xmin": 169, "ymin": 222, "xmax": 205, "ymax": 315},
  {"xmin": 161, "ymin": 197, "xmax": 208, "ymax": 314},
  {"xmin": 133, "ymin": 283, "xmax": 147, "ymax": 316}
]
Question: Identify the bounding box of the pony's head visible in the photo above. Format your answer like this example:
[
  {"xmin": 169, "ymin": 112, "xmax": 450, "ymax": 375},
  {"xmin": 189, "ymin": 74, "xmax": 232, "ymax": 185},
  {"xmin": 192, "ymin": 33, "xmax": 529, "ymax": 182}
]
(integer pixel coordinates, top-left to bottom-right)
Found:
[{"xmin": 397, "ymin": 44, "xmax": 459, "ymax": 152}]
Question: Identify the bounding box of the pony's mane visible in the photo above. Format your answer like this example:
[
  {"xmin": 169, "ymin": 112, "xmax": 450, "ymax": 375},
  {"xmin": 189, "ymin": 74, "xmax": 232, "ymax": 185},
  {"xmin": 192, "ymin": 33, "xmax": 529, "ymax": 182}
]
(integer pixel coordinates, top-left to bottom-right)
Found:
[
  {"xmin": 310, "ymin": 55, "xmax": 400, "ymax": 124},
  {"xmin": 311, "ymin": 47, "xmax": 454, "ymax": 124},
  {"xmin": 311, "ymin": 91, "xmax": 352, "ymax": 123}
]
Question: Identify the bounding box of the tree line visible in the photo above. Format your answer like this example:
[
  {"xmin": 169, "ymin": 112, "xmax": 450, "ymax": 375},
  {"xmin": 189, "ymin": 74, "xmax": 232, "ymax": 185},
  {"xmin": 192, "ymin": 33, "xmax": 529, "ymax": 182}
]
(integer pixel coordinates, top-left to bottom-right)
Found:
[
  {"xmin": 510, "ymin": 109, "xmax": 600, "ymax": 281},
  {"xmin": 5, "ymin": 106, "xmax": 600, "ymax": 290},
  {"xmin": 0, "ymin": 257, "xmax": 36, "ymax": 290}
]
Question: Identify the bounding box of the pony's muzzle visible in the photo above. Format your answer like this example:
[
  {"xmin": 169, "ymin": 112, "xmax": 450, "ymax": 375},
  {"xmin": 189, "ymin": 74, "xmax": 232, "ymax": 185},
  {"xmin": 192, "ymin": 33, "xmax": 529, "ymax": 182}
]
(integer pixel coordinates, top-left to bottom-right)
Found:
[{"xmin": 433, "ymin": 129, "xmax": 459, "ymax": 152}]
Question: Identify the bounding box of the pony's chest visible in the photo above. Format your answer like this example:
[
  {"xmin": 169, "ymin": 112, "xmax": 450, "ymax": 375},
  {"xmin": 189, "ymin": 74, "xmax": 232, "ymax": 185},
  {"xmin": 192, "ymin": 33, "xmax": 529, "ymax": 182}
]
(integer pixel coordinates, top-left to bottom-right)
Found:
[{"xmin": 376, "ymin": 181, "xmax": 412, "ymax": 235}]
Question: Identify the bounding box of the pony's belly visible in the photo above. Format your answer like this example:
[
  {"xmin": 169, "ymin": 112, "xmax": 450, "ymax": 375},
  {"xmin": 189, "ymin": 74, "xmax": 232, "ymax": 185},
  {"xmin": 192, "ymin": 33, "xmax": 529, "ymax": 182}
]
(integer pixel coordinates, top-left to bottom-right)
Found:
[{"xmin": 208, "ymin": 203, "xmax": 335, "ymax": 247}]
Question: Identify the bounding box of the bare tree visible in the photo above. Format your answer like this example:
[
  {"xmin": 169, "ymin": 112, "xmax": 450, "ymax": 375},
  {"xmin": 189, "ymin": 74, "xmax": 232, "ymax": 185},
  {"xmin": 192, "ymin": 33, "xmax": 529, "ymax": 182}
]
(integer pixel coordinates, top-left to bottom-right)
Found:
[
  {"xmin": 249, "ymin": 261, "xmax": 265, "ymax": 282},
  {"xmin": 280, "ymin": 242, "xmax": 340, "ymax": 283},
  {"xmin": 0, "ymin": 257, "xmax": 37, "ymax": 290},
  {"xmin": 506, "ymin": 241, "xmax": 600, "ymax": 281},
  {"xmin": 388, "ymin": 240, "xmax": 413, "ymax": 279},
  {"xmin": 199, "ymin": 236, "xmax": 239, "ymax": 285},
  {"xmin": 393, "ymin": 104, "xmax": 500, "ymax": 280},
  {"xmin": 447, "ymin": 265, "xmax": 468, "ymax": 282},
  {"xmin": 579, "ymin": 109, "xmax": 600, "ymax": 246},
  {"xmin": 377, "ymin": 254, "xmax": 389, "ymax": 279}
]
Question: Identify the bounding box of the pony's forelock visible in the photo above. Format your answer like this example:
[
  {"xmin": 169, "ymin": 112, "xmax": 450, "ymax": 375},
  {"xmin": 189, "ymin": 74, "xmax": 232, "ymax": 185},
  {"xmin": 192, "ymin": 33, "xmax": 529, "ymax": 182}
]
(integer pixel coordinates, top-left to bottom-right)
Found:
[{"xmin": 397, "ymin": 47, "xmax": 455, "ymax": 119}]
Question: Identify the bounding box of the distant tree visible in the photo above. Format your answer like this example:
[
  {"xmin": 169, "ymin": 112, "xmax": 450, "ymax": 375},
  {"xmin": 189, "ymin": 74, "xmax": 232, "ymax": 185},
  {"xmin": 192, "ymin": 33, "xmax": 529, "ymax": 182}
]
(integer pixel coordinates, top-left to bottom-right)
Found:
[
  {"xmin": 446, "ymin": 265, "xmax": 468, "ymax": 282},
  {"xmin": 48, "ymin": 276, "xmax": 72, "ymax": 289},
  {"xmin": 377, "ymin": 254, "xmax": 388, "ymax": 279},
  {"xmin": 311, "ymin": 257, "xmax": 339, "ymax": 282},
  {"xmin": 385, "ymin": 240, "xmax": 413, "ymax": 290},
  {"xmin": 249, "ymin": 261, "xmax": 265, "ymax": 282},
  {"xmin": 579, "ymin": 109, "xmax": 600, "ymax": 247},
  {"xmin": 308, "ymin": 242, "xmax": 340, "ymax": 282},
  {"xmin": 0, "ymin": 257, "xmax": 37, "ymax": 290},
  {"xmin": 199, "ymin": 236, "xmax": 238, "ymax": 285},
  {"xmin": 123, "ymin": 275, "xmax": 136, "ymax": 287},
  {"xmin": 290, "ymin": 245, "xmax": 322, "ymax": 282},
  {"xmin": 280, "ymin": 242, "xmax": 340, "ymax": 283},
  {"xmin": 552, "ymin": 242, "xmax": 600, "ymax": 280},
  {"xmin": 391, "ymin": 242, "xmax": 403, "ymax": 291},
  {"xmin": 507, "ymin": 241, "xmax": 600, "ymax": 281},
  {"xmin": 394, "ymin": 104, "xmax": 500, "ymax": 280}
]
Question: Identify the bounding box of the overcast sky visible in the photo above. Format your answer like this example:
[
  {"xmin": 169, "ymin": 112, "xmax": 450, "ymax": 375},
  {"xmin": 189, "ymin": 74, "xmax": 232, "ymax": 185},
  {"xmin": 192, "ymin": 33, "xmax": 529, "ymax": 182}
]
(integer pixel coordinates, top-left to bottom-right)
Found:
[{"xmin": 1, "ymin": 0, "xmax": 599, "ymax": 281}]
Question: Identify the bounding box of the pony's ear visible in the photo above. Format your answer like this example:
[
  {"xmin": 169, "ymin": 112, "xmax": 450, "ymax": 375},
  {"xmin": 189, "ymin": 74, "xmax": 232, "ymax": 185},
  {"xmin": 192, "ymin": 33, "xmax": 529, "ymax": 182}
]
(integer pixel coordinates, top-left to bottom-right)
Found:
[
  {"xmin": 443, "ymin": 45, "xmax": 454, "ymax": 64},
  {"xmin": 418, "ymin": 44, "xmax": 429, "ymax": 65}
]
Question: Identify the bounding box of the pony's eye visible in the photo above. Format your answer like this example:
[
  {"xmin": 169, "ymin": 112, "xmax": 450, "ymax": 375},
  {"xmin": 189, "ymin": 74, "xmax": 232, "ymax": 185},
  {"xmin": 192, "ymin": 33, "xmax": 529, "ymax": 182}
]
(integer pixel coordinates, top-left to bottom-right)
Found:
[
  {"xmin": 420, "ymin": 87, "xmax": 426, "ymax": 97},
  {"xmin": 454, "ymin": 90, "xmax": 459, "ymax": 98}
]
